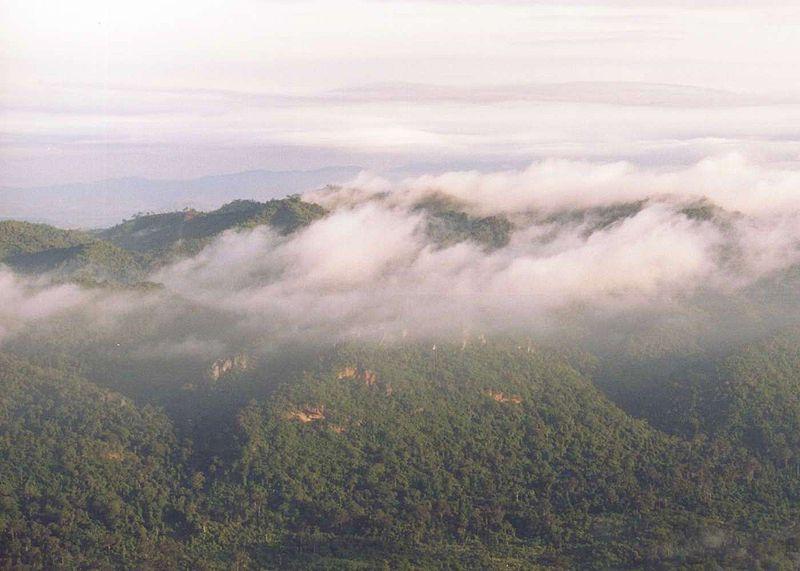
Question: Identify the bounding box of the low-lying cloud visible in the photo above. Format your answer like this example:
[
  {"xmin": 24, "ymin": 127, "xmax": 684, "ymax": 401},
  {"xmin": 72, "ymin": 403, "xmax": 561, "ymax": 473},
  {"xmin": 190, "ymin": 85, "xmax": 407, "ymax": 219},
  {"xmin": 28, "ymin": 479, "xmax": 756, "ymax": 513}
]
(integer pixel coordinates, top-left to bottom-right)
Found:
[
  {"xmin": 4, "ymin": 155, "xmax": 800, "ymax": 357},
  {"xmin": 313, "ymin": 154, "xmax": 800, "ymax": 216}
]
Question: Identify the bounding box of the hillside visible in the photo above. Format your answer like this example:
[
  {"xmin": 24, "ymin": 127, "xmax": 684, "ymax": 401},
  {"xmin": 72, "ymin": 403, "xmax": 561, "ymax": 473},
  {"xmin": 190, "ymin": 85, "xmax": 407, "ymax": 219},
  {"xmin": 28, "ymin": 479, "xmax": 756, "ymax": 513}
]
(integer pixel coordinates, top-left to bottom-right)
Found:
[
  {"xmin": 606, "ymin": 328, "xmax": 800, "ymax": 469},
  {"xmin": 99, "ymin": 196, "xmax": 326, "ymax": 255},
  {"xmin": 0, "ymin": 220, "xmax": 91, "ymax": 261},
  {"xmin": 206, "ymin": 343, "xmax": 799, "ymax": 568},
  {"xmin": 3, "ymin": 341, "xmax": 800, "ymax": 568},
  {"xmin": 0, "ymin": 353, "xmax": 187, "ymax": 569},
  {"xmin": 0, "ymin": 196, "xmax": 328, "ymax": 284},
  {"xmin": 4, "ymin": 194, "xmax": 800, "ymax": 567},
  {"xmin": 414, "ymin": 197, "xmax": 514, "ymax": 250},
  {"xmin": 6, "ymin": 240, "xmax": 148, "ymax": 284}
]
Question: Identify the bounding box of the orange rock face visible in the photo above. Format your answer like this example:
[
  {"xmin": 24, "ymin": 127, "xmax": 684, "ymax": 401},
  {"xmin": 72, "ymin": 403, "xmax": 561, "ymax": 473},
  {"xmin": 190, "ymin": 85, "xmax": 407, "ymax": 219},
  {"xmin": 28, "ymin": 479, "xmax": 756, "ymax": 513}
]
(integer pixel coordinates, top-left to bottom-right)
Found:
[
  {"xmin": 336, "ymin": 366, "xmax": 377, "ymax": 386},
  {"xmin": 285, "ymin": 406, "xmax": 326, "ymax": 423},
  {"xmin": 336, "ymin": 366, "xmax": 358, "ymax": 380},
  {"xmin": 485, "ymin": 390, "xmax": 522, "ymax": 405},
  {"xmin": 209, "ymin": 353, "xmax": 250, "ymax": 381}
]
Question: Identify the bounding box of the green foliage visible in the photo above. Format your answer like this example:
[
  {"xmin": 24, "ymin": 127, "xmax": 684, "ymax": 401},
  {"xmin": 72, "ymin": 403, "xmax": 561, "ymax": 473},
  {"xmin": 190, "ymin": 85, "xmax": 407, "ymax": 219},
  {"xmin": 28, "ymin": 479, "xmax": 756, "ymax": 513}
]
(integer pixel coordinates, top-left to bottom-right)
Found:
[
  {"xmin": 679, "ymin": 199, "xmax": 725, "ymax": 222},
  {"xmin": 0, "ymin": 353, "xmax": 191, "ymax": 568},
  {"xmin": 4, "ymin": 338, "xmax": 800, "ymax": 568},
  {"xmin": 618, "ymin": 329, "xmax": 800, "ymax": 475},
  {"xmin": 99, "ymin": 196, "xmax": 326, "ymax": 257},
  {"xmin": 7, "ymin": 240, "xmax": 148, "ymax": 284},
  {"xmin": 1, "ymin": 196, "xmax": 326, "ymax": 285},
  {"xmin": 0, "ymin": 220, "xmax": 90, "ymax": 261},
  {"xmin": 544, "ymin": 201, "xmax": 647, "ymax": 237},
  {"xmin": 415, "ymin": 198, "xmax": 513, "ymax": 250},
  {"xmin": 9, "ymin": 194, "xmax": 800, "ymax": 566}
]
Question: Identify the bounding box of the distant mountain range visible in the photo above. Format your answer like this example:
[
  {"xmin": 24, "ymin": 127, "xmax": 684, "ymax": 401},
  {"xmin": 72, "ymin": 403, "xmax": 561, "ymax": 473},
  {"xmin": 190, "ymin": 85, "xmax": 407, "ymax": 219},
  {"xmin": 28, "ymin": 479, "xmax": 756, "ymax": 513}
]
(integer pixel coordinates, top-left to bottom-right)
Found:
[
  {"xmin": 0, "ymin": 196, "xmax": 328, "ymax": 284},
  {"xmin": 0, "ymin": 194, "xmax": 516, "ymax": 286},
  {"xmin": 0, "ymin": 166, "xmax": 361, "ymax": 228}
]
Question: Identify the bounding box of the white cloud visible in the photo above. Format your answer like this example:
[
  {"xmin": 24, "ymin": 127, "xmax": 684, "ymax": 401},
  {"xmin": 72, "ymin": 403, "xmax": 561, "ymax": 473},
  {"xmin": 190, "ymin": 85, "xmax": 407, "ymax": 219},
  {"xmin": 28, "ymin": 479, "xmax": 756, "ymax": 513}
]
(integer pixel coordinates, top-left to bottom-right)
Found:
[
  {"xmin": 5, "ymin": 156, "xmax": 800, "ymax": 350},
  {"xmin": 2, "ymin": 0, "xmax": 800, "ymax": 185},
  {"xmin": 361, "ymin": 154, "xmax": 800, "ymax": 216}
]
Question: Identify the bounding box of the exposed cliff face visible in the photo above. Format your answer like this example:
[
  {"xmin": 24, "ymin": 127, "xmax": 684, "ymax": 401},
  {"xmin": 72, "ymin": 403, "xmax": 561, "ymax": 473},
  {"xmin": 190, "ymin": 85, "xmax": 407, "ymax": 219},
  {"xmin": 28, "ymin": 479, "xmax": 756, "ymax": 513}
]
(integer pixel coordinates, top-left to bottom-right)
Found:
[
  {"xmin": 336, "ymin": 366, "xmax": 357, "ymax": 380},
  {"xmin": 208, "ymin": 353, "xmax": 250, "ymax": 381},
  {"xmin": 336, "ymin": 365, "xmax": 377, "ymax": 386},
  {"xmin": 285, "ymin": 406, "xmax": 325, "ymax": 423},
  {"xmin": 485, "ymin": 390, "xmax": 522, "ymax": 405}
]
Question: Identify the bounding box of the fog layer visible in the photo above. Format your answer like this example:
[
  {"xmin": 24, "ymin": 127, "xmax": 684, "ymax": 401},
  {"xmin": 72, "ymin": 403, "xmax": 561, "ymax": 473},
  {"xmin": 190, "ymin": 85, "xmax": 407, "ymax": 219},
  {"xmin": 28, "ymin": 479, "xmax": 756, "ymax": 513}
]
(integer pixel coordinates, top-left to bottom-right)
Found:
[{"xmin": 3, "ymin": 155, "xmax": 800, "ymax": 353}]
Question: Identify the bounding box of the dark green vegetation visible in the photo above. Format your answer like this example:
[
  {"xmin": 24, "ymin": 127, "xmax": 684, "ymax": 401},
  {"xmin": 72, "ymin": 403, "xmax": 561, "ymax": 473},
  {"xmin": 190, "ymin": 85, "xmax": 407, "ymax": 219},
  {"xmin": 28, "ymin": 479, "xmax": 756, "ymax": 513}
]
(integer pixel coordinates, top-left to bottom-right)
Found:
[
  {"xmin": 542, "ymin": 200, "xmax": 655, "ymax": 241},
  {"xmin": 3, "ymin": 335, "xmax": 800, "ymax": 569},
  {"xmin": 98, "ymin": 196, "xmax": 326, "ymax": 257},
  {"xmin": 0, "ymin": 195, "xmax": 517, "ymax": 284},
  {"xmin": 7, "ymin": 241, "xmax": 149, "ymax": 284},
  {"xmin": 0, "ymin": 197, "xmax": 326, "ymax": 285},
  {"xmin": 0, "ymin": 220, "xmax": 91, "ymax": 260},
  {"xmin": 416, "ymin": 197, "xmax": 513, "ymax": 250},
  {"xmin": 0, "ymin": 355, "xmax": 186, "ymax": 568},
  {"xmin": 3, "ymin": 199, "xmax": 800, "ymax": 568}
]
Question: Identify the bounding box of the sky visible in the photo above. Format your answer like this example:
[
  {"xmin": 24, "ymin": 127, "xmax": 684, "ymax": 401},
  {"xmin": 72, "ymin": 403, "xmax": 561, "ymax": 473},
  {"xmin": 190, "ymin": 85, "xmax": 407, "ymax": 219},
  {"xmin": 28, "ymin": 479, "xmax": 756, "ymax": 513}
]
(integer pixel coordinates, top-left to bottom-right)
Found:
[{"xmin": 2, "ymin": 0, "xmax": 800, "ymax": 187}]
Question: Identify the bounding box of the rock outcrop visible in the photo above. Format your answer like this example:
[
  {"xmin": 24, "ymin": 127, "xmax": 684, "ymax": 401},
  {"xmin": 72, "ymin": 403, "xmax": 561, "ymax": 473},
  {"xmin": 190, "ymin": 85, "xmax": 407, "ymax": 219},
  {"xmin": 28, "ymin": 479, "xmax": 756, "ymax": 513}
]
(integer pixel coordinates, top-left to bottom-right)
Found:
[
  {"xmin": 208, "ymin": 353, "xmax": 250, "ymax": 381},
  {"xmin": 485, "ymin": 390, "xmax": 522, "ymax": 405},
  {"xmin": 336, "ymin": 365, "xmax": 377, "ymax": 386},
  {"xmin": 285, "ymin": 406, "xmax": 326, "ymax": 423}
]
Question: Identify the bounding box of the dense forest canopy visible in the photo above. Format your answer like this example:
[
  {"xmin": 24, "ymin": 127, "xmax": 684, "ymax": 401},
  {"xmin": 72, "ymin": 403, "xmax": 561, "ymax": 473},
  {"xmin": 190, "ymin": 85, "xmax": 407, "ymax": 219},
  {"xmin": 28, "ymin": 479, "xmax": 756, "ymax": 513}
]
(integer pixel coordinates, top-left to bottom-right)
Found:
[{"xmin": 4, "ymin": 185, "xmax": 800, "ymax": 568}]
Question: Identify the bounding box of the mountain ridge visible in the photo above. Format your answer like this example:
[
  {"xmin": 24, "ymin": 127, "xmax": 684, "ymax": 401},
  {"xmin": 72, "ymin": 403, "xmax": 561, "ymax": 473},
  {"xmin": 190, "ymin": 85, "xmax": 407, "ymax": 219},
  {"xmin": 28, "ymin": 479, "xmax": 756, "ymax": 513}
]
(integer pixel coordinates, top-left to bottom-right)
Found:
[{"xmin": 0, "ymin": 166, "xmax": 361, "ymax": 227}]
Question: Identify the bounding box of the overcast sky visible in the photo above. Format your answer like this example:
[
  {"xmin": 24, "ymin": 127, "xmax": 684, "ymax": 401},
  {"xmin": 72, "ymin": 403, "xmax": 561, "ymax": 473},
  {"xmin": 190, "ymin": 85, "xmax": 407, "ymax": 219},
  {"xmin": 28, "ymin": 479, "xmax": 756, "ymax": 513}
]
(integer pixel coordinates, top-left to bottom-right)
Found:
[{"xmin": 2, "ymin": 0, "xmax": 800, "ymax": 186}]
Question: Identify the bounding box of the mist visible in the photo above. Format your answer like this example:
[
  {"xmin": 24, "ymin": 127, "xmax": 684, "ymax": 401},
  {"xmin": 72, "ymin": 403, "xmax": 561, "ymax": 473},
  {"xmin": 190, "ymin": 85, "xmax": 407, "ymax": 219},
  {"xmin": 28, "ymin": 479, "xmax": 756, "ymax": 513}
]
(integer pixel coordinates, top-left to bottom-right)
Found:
[{"xmin": 2, "ymin": 155, "xmax": 800, "ymax": 364}]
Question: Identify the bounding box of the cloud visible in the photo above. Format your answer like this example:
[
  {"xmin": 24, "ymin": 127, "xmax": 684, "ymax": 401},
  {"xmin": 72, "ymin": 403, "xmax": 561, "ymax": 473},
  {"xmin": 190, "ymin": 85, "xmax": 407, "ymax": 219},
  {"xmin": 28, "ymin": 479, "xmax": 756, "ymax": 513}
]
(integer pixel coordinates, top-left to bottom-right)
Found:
[
  {"xmin": 5, "ymin": 155, "xmax": 800, "ymax": 355},
  {"xmin": 324, "ymin": 82, "xmax": 799, "ymax": 108},
  {"xmin": 143, "ymin": 157, "xmax": 800, "ymax": 343},
  {"xmin": 315, "ymin": 154, "xmax": 800, "ymax": 217},
  {"xmin": 151, "ymin": 201, "xmax": 720, "ymax": 341},
  {"xmin": 4, "ymin": 0, "xmax": 800, "ymax": 185},
  {"xmin": 0, "ymin": 269, "xmax": 96, "ymax": 343}
]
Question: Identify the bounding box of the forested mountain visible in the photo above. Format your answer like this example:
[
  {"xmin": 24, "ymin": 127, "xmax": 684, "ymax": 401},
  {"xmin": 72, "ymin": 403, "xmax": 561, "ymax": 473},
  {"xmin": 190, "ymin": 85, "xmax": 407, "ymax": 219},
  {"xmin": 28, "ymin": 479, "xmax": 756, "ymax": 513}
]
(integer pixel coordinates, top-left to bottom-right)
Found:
[
  {"xmin": 3, "ymin": 339, "xmax": 800, "ymax": 568},
  {"xmin": 4, "ymin": 193, "xmax": 800, "ymax": 568},
  {"xmin": 605, "ymin": 329, "xmax": 800, "ymax": 468},
  {"xmin": 0, "ymin": 353, "xmax": 187, "ymax": 569},
  {"xmin": 99, "ymin": 196, "xmax": 326, "ymax": 256},
  {"xmin": 0, "ymin": 197, "xmax": 327, "ymax": 284},
  {"xmin": 0, "ymin": 220, "xmax": 91, "ymax": 260},
  {"xmin": 7, "ymin": 241, "xmax": 149, "ymax": 284},
  {"xmin": 415, "ymin": 197, "xmax": 514, "ymax": 250}
]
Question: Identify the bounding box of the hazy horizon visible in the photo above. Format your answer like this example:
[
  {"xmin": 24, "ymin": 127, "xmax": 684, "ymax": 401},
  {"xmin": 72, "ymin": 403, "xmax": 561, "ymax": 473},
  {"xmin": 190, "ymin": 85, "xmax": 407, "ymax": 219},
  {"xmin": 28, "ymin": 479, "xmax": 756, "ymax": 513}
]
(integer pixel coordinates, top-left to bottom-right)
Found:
[{"xmin": 3, "ymin": 0, "xmax": 800, "ymax": 190}]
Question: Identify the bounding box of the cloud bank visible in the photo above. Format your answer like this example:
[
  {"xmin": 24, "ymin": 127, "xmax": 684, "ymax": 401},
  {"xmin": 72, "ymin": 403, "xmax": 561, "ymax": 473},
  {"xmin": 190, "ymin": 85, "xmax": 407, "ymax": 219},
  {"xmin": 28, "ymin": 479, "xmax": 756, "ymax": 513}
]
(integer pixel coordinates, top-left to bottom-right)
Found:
[
  {"xmin": 3, "ymin": 155, "xmax": 800, "ymax": 357},
  {"xmin": 0, "ymin": 156, "xmax": 800, "ymax": 357},
  {"xmin": 4, "ymin": 0, "xmax": 800, "ymax": 185}
]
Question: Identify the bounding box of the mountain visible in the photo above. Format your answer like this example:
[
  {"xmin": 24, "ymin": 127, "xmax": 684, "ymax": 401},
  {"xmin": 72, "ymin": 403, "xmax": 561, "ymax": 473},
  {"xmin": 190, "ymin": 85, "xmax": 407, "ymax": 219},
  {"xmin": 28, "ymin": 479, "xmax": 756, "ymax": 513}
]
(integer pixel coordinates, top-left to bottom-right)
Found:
[
  {"xmin": 415, "ymin": 197, "xmax": 514, "ymax": 251},
  {"xmin": 6, "ymin": 240, "xmax": 149, "ymax": 285},
  {"xmin": 217, "ymin": 342, "xmax": 793, "ymax": 568},
  {"xmin": 608, "ymin": 328, "xmax": 800, "ymax": 469},
  {"xmin": 99, "ymin": 196, "xmax": 326, "ymax": 256},
  {"xmin": 0, "ymin": 197, "xmax": 327, "ymax": 284},
  {"xmin": 0, "ymin": 220, "xmax": 92, "ymax": 261},
  {"xmin": 0, "ymin": 166, "xmax": 360, "ymax": 227},
  {"xmin": 3, "ymin": 340, "xmax": 800, "ymax": 568},
  {"xmin": 0, "ymin": 353, "xmax": 186, "ymax": 569},
  {"xmin": 0, "ymin": 220, "xmax": 147, "ymax": 284},
  {"xmin": 4, "ymin": 195, "xmax": 800, "ymax": 567}
]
